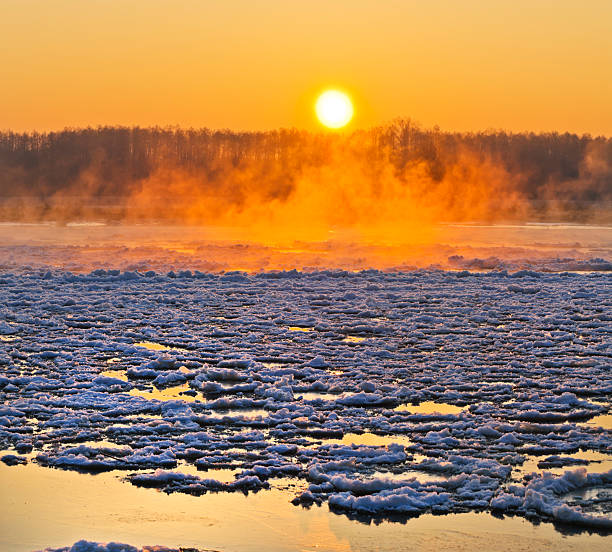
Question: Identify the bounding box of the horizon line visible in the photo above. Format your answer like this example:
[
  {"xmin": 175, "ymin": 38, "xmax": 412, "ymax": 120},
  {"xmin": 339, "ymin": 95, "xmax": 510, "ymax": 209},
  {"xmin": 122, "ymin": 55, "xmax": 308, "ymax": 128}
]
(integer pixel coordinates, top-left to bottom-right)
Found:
[{"xmin": 2, "ymin": 121, "xmax": 611, "ymax": 140}]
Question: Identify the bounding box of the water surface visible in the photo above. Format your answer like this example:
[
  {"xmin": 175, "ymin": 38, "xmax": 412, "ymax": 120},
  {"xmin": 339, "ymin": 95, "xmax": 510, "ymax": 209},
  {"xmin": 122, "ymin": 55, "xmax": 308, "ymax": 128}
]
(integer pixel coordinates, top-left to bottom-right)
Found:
[{"xmin": 1, "ymin": 462, "xmax": 609, "ymax": 552}]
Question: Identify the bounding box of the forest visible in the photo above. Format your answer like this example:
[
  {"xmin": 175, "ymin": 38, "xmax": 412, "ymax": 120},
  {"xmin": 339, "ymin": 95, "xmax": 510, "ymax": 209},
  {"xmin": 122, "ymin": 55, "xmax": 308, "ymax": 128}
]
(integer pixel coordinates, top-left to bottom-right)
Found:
[{"xmin": 1, "ymin": 121, "xmax": 611, "ymax": 223}]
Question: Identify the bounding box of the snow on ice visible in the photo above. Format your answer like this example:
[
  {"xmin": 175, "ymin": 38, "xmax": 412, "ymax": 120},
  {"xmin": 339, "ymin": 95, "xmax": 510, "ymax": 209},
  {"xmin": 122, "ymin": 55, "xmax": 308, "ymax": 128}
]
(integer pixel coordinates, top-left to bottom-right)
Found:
[{"xmin": 0, "ymin": 268, "xmax": 610, "ymax": 531}]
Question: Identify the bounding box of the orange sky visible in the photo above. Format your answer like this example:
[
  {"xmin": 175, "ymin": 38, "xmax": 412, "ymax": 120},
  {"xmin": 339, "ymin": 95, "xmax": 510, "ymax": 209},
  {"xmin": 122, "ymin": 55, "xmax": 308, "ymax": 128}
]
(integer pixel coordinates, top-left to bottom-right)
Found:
[{"xmin": 2, "ymin": 0, "xmax": 611, "ymax": 135}]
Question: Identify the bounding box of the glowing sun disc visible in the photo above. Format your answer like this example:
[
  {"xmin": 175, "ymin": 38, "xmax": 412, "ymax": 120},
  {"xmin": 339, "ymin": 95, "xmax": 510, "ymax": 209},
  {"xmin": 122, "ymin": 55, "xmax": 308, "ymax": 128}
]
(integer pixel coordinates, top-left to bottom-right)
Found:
[{"xmin": 315, "ymin": 90, "xmax": 353, "ymax": 128}]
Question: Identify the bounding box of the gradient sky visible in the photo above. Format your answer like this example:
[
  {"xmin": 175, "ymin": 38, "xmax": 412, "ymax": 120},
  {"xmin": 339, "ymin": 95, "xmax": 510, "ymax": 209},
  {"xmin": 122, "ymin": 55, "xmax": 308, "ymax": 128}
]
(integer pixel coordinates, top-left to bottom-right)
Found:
[{"xmin": 2, "ymin": 0, "xmax": 611, "ymax": 134}]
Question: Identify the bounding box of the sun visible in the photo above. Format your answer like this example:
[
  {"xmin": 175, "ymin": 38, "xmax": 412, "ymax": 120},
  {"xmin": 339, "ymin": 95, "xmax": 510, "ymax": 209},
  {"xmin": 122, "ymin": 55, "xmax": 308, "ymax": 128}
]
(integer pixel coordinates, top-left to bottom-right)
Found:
[{"xmin": 315, "ymin": 90, "xmax": 353, "ymax": 129}]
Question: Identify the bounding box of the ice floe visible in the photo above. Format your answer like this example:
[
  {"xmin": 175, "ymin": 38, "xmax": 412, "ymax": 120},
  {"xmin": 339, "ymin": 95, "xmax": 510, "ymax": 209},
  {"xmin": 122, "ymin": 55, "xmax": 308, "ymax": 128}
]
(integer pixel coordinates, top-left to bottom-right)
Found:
[{"xmin": 0, "ymin": 268, "xmax": 610, "ymax": 532}]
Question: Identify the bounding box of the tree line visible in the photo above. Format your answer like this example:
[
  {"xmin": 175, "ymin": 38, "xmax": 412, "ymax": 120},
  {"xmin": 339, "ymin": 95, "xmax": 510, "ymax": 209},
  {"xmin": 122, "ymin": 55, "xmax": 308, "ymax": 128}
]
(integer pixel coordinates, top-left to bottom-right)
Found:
[{"xmin": 0, "ymin": 121, "xmax": 610, "ymax": 221}]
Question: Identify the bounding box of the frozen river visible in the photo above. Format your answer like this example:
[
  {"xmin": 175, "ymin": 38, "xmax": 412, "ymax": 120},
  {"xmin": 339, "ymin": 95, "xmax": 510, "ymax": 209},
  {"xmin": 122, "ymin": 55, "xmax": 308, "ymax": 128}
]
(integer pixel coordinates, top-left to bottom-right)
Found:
[
  {"xmin": 0, "ymin": 223, "xmax": 610, "ymax": 551},
  {"xmin": 0, "ymin": 221, "xmax": 611, "ymax": 273}
]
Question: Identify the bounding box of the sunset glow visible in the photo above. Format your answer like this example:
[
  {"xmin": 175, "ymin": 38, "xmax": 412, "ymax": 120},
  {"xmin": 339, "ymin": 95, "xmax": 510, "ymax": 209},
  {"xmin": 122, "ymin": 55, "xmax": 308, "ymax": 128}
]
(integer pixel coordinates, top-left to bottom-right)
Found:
[{"xmin": 2, "ymin": 1, "xmax": 612, "ymax": 134}]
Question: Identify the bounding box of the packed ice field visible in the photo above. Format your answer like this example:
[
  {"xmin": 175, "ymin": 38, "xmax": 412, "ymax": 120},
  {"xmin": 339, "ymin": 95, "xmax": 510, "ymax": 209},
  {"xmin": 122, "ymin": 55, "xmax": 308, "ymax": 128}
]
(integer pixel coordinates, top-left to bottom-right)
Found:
[{"xmin": 1, "ymin": 266, "xmax": 611, "ymax": 545}]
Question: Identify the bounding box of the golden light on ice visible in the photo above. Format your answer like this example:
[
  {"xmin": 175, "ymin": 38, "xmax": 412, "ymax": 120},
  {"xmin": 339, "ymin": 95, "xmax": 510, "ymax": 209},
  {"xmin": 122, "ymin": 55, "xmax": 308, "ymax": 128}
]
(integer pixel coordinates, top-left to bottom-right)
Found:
[{"xmin": 315, "ymin": 90, "xmax": 353, "ymax": 129}]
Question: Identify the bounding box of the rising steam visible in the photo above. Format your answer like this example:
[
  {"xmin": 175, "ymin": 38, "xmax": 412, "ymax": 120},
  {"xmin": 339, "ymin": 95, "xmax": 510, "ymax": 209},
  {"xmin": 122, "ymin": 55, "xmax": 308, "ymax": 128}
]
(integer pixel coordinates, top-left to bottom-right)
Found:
[{"xmin": 0, "ymin": 121, "xmax": 610, "ymax": 272}]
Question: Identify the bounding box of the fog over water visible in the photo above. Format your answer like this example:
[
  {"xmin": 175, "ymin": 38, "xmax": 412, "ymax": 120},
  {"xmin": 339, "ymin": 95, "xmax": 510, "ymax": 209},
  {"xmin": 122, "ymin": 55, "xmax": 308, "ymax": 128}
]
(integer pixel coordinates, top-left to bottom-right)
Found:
[{"xmin": 0, "ymin": 221, "xmax": 610, "ymax": 273}]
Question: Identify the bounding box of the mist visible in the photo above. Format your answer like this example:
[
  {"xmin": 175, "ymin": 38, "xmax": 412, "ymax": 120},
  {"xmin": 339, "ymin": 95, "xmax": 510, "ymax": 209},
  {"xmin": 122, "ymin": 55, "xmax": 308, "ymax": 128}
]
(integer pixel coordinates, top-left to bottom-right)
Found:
[
  {"xmin": 1, "ymin": 122, "xmax": 610, "ymax": 272},
  {"xmin": 1, "ymin": 121, "xmax": 610, "ymax": 231}
]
